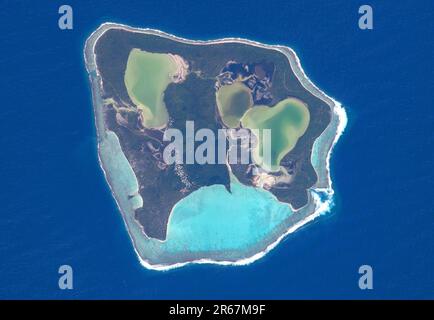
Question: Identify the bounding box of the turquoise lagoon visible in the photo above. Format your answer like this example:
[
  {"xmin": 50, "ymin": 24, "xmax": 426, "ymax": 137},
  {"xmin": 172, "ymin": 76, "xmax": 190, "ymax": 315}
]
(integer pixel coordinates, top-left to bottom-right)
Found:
[{"xmin": 99, "ymin": 127, "xmax": 295, "ymax": 267}]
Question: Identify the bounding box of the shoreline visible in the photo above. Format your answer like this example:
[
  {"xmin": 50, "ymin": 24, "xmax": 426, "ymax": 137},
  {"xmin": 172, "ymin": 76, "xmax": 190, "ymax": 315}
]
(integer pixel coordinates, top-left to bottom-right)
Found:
[{"xmin": 84, "ymin": 22, "xmax": 348, "ymax": 271}]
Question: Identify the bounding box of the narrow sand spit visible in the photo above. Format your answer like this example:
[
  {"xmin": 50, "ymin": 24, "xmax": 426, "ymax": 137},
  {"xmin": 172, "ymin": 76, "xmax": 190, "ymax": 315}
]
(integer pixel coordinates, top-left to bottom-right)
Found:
[{"xmin": 168, "ymin": 53, "xmax": 189, "ymax": 83}]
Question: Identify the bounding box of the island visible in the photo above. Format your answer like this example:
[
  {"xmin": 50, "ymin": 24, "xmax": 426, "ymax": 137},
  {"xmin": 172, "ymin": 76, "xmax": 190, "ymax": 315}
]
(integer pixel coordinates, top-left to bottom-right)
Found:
[{"xmin": 84, "ymin": 23, "xmax": 347, "ymax": 270}]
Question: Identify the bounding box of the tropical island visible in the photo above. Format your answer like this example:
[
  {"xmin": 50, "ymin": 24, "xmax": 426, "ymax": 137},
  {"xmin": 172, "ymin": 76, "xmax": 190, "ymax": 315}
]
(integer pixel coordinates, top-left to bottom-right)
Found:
[{"xmin": 84, "ymin": 23, "xmax": 347, "ymax": 270}]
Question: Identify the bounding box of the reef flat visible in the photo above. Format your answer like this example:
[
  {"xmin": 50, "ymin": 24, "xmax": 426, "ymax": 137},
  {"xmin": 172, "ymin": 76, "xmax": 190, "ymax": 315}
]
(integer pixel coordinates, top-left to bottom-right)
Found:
[{"xmin": 84, "ymin": 23, "xmax": 347, "ymax": 270}]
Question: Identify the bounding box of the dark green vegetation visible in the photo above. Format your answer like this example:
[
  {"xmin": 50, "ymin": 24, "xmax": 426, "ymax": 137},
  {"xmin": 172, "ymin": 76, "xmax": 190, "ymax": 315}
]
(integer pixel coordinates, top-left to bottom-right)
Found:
[{"xmin": 95, "ymin": 29, "xmax": 331, "ymax": 240}]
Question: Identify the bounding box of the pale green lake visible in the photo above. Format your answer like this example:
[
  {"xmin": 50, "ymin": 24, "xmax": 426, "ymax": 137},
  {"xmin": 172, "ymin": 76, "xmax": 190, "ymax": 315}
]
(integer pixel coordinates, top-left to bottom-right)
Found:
[
  {"xmin": 124, "ymin": 49, "xmax": 177, "ymax": 128},
  {"xmin": 241, "ymin": 98, "xmax": 310, "ymax": 171},
  {"xmin": 216, "ymin": 82, "xmax": 253, "ymax": 128}
]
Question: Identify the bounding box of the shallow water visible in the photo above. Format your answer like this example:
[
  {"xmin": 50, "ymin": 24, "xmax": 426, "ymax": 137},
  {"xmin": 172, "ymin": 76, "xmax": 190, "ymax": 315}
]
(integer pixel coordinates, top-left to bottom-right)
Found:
[
  {"xmin": 164, "ymin": 182, "xmax": 292, "ymax": 252},
  {"xmin": 98, "ymin": 127, "xmax": 294, "ymax": 264}
]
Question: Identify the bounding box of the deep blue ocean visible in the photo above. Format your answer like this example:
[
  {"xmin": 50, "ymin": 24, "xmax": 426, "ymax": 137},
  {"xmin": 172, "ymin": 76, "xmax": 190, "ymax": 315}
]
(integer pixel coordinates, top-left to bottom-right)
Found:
[{"xmin": 0, "ymin": 0, "xmax": 432, "ymax": 299}]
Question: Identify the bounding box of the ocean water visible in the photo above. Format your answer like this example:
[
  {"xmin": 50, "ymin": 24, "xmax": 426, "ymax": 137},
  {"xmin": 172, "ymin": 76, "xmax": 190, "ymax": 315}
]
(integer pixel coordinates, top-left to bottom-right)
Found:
[{"xmin": 0, "ymin": 0, "xmax": 433, "ymax": 299}]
